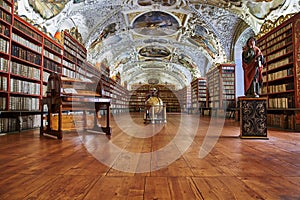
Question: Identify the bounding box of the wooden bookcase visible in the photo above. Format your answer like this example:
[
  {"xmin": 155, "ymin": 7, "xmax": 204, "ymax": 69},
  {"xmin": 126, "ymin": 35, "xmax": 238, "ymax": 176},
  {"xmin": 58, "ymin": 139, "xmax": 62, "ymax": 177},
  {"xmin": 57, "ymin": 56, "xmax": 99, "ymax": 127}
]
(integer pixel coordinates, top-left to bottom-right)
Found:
[
  {"xmin": 0, "ymin": 0, "xmax": 12, "ymax": 112},
  {"xmin": 129, "ymin": 84, "xmax": 180, "ymax": 112},
  {"xmin": 0, "ymin": 1, "xmax": 130, "ymax": 133},
  {"xmin": 206, "ymin": 63, "xmax": 236, "ymax": 117},
  {"xmin": 257, "ymin": 12, "xmax": 300, "ymax": 130},
  {"xmin": 176, "ymin": 85, "xmax": 190, "ymax": 113},
  {"xmin": 110, "ymin": 79, "xmax": 129, "ymax": 113},
  {"xmin": 190, "ymin": 78, "xmax": 207, "ymax": 113}
]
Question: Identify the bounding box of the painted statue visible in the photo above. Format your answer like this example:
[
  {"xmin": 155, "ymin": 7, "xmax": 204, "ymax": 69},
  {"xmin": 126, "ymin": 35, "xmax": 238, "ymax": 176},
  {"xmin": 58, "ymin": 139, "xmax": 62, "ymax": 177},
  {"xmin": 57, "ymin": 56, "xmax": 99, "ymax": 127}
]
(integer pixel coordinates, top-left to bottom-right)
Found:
[{"xmin": 242, "ymin": 37, "xmax": 266, "ymax": 97}]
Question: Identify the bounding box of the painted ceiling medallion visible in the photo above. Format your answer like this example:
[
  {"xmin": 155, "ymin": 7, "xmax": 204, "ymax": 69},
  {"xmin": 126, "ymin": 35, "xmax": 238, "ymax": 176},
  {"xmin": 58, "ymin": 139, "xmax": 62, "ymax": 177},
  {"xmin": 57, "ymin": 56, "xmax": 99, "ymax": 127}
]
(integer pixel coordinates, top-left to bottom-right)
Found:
[
  {"xmin": 132, "ymin": 11, "xmax": 179, "ymax": 36},
  {"xmin": 138, "ymin": 0, "xmax": 177, "ymax": 6},
  {"xmin": 148, "ymin": 78, "xmax": 159, "ymax": 84},
  {"xmin": 139, "ymin": 45, "xmax": 171, "ymax": 58}
]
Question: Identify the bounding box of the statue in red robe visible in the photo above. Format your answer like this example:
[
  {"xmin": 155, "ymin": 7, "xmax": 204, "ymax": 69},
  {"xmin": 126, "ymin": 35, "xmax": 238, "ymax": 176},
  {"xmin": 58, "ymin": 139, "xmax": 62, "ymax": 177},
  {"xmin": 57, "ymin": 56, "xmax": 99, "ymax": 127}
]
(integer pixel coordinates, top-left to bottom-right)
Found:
[{"xmin": 242, "ymin": 37, "xmax": 265, "ymax": 97}]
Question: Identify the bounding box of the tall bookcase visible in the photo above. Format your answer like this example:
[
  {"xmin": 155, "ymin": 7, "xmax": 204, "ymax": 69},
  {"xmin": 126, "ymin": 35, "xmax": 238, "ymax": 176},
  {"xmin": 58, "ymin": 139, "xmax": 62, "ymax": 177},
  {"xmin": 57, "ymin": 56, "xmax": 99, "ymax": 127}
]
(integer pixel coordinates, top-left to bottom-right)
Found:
[
  {"xmin": 129, "ymin": 84, "xmax": 180, "ymax": 112},
  {"xmin": 206, "ymin": 63, "xmax": 236, "ymax": 116},
  {"xmin": 0, "ymin": 0, "xmax": 13, "ymax": 111},
  {"xmin": 62, "ymin": 31, "xmax": 87, "ymax": 80},
  {"xmin": 257, "ymin": 12, "xmax": 300, "ymax": 130},
  {"xmin": 0, "ymin": 1, "xmax": 130, "ymax": 133},
  {"xmin": 190, "ymin": 78, "xmax": 207, "ymax": 113},
  {"xmin": 176, "ymin": 85, "xmax": 190, "ymax": 113}
]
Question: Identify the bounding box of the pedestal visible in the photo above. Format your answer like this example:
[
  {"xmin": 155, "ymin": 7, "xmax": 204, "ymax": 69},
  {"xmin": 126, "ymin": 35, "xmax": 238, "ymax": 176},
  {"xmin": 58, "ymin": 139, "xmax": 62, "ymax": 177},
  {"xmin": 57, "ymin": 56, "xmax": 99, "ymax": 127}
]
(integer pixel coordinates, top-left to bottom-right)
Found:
[{"xmin": 239, "ymin": 97, "xmax": 268, "ymax": 139}]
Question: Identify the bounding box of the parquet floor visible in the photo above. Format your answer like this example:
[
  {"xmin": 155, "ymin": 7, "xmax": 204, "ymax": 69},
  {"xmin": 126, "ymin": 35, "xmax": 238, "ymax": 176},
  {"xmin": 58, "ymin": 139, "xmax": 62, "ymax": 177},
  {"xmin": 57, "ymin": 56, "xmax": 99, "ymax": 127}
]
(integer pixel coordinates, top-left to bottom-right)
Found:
[{"xmin": 0, "ymin": 113, "xmax": 299, "ymax": 200}]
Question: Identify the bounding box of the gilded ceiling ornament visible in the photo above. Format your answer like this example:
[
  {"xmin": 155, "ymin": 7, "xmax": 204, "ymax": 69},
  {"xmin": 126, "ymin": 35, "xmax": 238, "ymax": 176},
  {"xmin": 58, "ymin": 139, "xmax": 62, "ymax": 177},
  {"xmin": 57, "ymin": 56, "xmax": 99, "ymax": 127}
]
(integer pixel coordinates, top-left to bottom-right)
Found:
[
  {"xmin": 257, "ymin": 13, "xmax": 294, "ymax": 38},
  {"xmin": 65, "ymin": 26, "xmax": 83, "ymax": 44},
  {"xmin": 137, "ymin": 0, "xmax": 177, "ymax": 6},
  {"xmin": 27, "ymin": 0, "xmax": 70, "ymax": 19}
]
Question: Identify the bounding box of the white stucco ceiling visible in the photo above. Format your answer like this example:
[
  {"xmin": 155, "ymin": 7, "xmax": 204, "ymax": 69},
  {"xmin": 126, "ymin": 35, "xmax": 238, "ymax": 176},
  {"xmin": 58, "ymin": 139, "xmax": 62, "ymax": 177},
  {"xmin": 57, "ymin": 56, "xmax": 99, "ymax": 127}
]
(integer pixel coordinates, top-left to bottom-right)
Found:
[{"xmin": 15, "ymin": 0, "xmax": 300, "ymax": 90}]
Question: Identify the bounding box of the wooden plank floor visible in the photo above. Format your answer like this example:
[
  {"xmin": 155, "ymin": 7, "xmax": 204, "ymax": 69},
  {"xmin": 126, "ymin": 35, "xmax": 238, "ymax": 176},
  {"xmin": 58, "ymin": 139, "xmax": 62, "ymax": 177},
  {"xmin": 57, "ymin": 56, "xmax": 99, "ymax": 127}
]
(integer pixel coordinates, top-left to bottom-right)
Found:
[{"xmin": 0, "ymin": 112, "xmax": 299, "ymax": 200}]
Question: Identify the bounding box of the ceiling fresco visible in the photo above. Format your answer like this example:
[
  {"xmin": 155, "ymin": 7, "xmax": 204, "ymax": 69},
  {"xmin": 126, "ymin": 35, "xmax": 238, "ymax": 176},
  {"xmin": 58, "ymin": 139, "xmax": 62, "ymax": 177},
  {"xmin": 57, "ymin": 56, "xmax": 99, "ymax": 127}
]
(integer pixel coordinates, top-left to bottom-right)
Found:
[
  {"xmin": 132, "ymin": 11, "xmax": 179, "ymax": 36},
  {"xmin": 15, "ymin": 0, "xmax": 300, "ymax": 90}
]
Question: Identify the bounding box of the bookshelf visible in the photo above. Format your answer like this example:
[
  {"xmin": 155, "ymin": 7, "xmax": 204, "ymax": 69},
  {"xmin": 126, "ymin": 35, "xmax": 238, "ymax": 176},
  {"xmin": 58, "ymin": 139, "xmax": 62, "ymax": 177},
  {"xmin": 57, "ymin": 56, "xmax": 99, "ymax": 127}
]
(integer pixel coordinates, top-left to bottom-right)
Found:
[
  {"xmin": 190, "ymin": 78, "xmax": 207, "ymax": 113},
  {"xmin": 206, "ymin": 63, "xmax": 236, "ymax": 117},
  {"xmin": 62, "ymin": 31, "xmax": 86, "ymax": 79},
  {"xmin": 0, "ymin": 1, "xmax": 43, "ymax": 132},
  {"xmin": 129, "ymin": 84, "xmax": 180, "ymax": 112},
  {"xmin": 257, "ymin": 12, "xmax": 300, "ymax": 130},
  {"xmin": 0, "ymin": 1, "xmax": 131, "ymax": 133},
  {"xmin": 110, "ymin": 79, "xmax": 129, "ymax": 113},
  {"xmin": 176, "ymin": 85, "xmax": 190, "ymax": 113},
  {"xmin": 0, "ymin": 0, "xmax": 12, "ymax": 112}
]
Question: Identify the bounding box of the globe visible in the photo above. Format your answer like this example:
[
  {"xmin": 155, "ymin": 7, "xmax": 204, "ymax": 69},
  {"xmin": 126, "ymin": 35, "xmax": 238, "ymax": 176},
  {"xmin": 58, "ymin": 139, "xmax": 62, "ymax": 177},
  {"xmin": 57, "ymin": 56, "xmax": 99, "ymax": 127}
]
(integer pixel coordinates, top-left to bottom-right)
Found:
[{"xmin": 145, "ymin": 96, "xmax": 164, "ymax": 114}]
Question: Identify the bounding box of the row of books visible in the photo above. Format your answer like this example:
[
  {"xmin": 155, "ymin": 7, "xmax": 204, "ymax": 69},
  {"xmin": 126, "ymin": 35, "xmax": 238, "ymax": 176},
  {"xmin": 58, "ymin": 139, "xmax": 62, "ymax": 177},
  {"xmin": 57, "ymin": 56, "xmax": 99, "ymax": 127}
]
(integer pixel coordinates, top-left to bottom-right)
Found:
[
  {"xmin": 62, "ymin": 67, "xmax": 76, "ymax": 79},
  {"xmin": 44, "ymin": 38, "xmax": 62, "ymax": 55},
  {"xmin": 0, "ymin": 0, "xmax": 11, "ymax": 12},
  {"xmin": 77, "ymin": 65, "xmax": 87, "ymax": 77},
  {"xmin": 0, "ymin": 96, "xmax": 6, "ymax": 110},
  {"xmin": 64, "ymin": 43, "xmax": 77, "ymax": 57},
  {"xmin": 0, "ymin": 57, "xmax": 8, "ymax": 71},
  {"xmin": 64, "ymin": 34, "xmax": 87, "ymax": 58},
  {"xmin": 223, "ymin": 94, "xmax": 235, "ymax": 99},
  {"xmin": 265, "ymin": 23, "xmax": 292, "ymax": 42},
  {"xmin": 13, "ymin": 19, "xmax": 43, "ymax": 42},
  {"xmin": 76, "ymin": 49, "xmax": 86, "ymax": 61},
  {"xmin": 266, "ymin": 30, "xmax": 292, "ymax": 47},
  {"xmin": 9, "ymin": 96, "xmax": 40, "ymax": 110},
  {"xmin": 267, "ymin": 68, "xmax": 293, "ymax": 81},
  {"xmin": 223, "ymin": 89, "xmax": 235, "ymax": 94},
  {"xmin": 64, "ymin": 50, "xmax": 77, "ymax": 63},
  {"xmin": 267, "ymin": 83, "xmax": 294, "ymax": 94},
  {"xmin": 10, "ymin": 61, "xmax": 40, "ymax": 80},
  {"xmin": 11, "ymin": 45, "xmax": 42, "ymax": 65},
  {"xmin": 44, "ymin": 49, "xmax": 62, "ymax": 63},
  {"xmin": 10, "ymin": 78, "xmax": 40, "ymax": 95},
  {"xmin": 0, "ymin": 21, "xmax": 9, "ymax": 37},
  {"xmin": 223, "ymin": 81, "xmax": 235, "ymax": 85},
  {"xmin": 222, "ymin": 73, "xmax": 234, "ymax": 78},
  {"xmin": 267, "ymin": 56, "xmax": 292, "ymax": 70},
  {"xmin": 267, "ymin": 113, "xmax": 295, "ymax": 130},
  {"xmin": 197, "ymin": 86, "xmax": 206, "ymax": 90},
  {"xmin": 0, "ymin": 75, "xmax": 7, "ymax": 90},
  {"xmin": 43, "ymin": 58, "xmax": 61, "ymax": 73},
  {"xmin": 267, "ymin": 45, "xmax": 293, "ymax": 61},
  {"xmin": 64, "ymin": 35, "xmax": 79, "ymax": 51},
  {"xmin": 221, "ymin": 66, "xmax": 235, "ymax": 70},
  {"xmin": 0, "ymin": 9, "xmax": 11, "ymax": 24},
  {"xmin": 268, "ymin": 96, "xmax": 294, "ymax": 108},
  {"xmin": 63, "ymin": 59, "xmax": 76, "ymax": 70},
  {"xmin": 0, "ymin": 115, "xmax": 41, "ymax": 133},
  {"xmin": 0, "ymin": 37, "xmax": 9, "ymax": 53},
  {"xmin": 12, "ymin": 33, "xmax": 42, "ymax": 53},
  {"xmin": 43, "ymin": 70, "xmax": 50, "ymax": 82},
  {"xmin": 266, "ymin": 36, "xmax": 292, "ymax": 54}
]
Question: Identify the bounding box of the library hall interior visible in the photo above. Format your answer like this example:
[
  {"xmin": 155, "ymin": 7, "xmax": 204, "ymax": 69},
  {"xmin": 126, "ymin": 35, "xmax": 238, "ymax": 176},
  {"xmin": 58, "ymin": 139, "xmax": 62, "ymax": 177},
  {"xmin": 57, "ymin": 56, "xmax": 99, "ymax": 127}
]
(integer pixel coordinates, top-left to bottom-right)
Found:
[{"xmin": 1, "ymin": 0, "xmax": 300, "ymax": 199}]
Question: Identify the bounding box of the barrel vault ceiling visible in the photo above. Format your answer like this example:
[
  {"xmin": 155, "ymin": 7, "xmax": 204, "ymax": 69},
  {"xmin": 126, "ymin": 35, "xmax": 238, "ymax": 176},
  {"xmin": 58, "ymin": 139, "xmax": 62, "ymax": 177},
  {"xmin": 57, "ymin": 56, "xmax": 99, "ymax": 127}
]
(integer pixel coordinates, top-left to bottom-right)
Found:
[{"xmin": 15, "ymin": 0, "xmax": 299, "ymax": 90}]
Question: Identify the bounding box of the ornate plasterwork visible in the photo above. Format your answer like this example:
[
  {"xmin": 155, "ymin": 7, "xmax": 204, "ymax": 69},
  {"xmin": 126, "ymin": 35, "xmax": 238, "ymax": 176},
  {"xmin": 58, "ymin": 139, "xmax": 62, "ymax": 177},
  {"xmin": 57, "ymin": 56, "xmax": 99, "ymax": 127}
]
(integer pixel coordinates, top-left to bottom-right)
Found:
[{"xmin": 15, "ymin": 0, "xmax": 299, "ymax": 90}]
